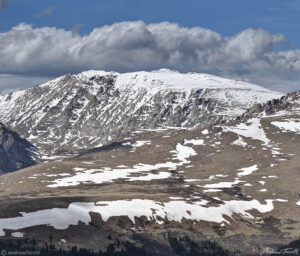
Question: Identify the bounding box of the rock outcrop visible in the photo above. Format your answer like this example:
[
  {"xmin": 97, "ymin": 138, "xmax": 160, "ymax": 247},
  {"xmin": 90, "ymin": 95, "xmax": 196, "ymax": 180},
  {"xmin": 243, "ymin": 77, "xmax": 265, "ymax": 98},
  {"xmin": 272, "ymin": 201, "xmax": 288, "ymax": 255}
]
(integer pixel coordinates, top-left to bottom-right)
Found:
[
  {"xmin": 238, "ymin": 90, "xmax": 300, "ymax": 120},
  {"xmin": 0, "ymin": 123, "xmax": 39, "ymax": 174}
]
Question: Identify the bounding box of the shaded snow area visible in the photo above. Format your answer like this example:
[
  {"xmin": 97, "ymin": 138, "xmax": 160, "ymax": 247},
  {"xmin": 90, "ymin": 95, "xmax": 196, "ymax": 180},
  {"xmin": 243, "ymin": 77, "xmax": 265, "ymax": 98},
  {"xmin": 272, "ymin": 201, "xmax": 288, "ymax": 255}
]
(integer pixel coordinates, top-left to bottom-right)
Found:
[
  {"xmin": 0, "ymin": 199, "xmax": 275, "ymax": 236},
  {"xmin": 47, "ymin": 143, "xmax": 195, "ymax": 188},
  {"xmin": 271, "ymin": 119, "xmax": 300, "ymax": 134}
]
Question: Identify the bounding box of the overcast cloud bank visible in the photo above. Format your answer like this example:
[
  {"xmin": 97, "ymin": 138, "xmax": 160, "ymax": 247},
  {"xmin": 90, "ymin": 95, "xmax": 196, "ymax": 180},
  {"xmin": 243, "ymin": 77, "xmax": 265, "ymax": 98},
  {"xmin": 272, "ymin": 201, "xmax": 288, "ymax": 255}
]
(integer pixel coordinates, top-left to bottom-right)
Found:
[{"xmin": 0, "ymin": 21, "xmax": 299, "ymax": 92}]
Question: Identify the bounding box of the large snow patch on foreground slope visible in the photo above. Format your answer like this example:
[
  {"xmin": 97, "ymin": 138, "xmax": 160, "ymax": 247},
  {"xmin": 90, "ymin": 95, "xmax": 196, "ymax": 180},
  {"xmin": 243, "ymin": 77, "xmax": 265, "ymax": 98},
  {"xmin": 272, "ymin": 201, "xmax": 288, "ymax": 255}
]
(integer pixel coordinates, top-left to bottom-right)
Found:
[{"xmin": 0, "ymin": 199, "xmax": 274, "ymax": 236}]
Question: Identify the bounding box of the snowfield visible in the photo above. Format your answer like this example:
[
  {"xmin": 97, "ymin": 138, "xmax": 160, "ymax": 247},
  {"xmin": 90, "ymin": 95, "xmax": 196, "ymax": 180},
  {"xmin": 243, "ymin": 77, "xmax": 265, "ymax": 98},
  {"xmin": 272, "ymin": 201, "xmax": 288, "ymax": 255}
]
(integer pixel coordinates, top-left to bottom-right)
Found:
[
  {"xmin": 0, "ymin": 199, "xmax": 275, "ymax": 236},
  {"xmin": 80, "ymin": 69, "xmax": 276, "ymax": 92},
  {"xmin": 47, "ymin": 143, "xmax": 196, "ymax": 187}
]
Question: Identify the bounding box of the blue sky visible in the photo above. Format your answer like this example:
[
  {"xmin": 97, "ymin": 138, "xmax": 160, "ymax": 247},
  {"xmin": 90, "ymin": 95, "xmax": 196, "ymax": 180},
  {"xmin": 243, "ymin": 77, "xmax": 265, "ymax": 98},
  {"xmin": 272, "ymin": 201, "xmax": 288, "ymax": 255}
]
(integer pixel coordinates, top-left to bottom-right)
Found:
[
  {"xmin": 0, "ymin": 0, "xmax": 300, "ymax": 92},
  {"xmin": 1, "ymin": 0, "xmax": 299, "ymax": 47}
]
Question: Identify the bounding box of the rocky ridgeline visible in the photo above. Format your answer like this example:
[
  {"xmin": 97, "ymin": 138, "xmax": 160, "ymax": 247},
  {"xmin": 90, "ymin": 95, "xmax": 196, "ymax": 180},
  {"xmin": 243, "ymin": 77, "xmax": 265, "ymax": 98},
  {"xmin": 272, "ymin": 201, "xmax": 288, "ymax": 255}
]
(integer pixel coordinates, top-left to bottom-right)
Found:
[
  {"xmin": 238, "ymin": 90, "xmax": 300, "ymax": 120},
  {"xmin": 0, "ymin": 123, "xmax": 39, "ymax": 174}
]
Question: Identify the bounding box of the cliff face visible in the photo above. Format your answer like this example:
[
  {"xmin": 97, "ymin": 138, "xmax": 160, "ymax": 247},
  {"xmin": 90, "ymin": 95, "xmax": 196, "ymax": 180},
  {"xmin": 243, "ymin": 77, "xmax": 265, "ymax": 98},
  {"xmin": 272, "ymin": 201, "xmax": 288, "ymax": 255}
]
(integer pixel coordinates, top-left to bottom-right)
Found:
[
  {"xmin": 0, "ymin": 123, "xmax": 39, "ymax": 174},
  {"xmin": 238, "ymin": 90, "xmax": 300, "ymax": 120}
]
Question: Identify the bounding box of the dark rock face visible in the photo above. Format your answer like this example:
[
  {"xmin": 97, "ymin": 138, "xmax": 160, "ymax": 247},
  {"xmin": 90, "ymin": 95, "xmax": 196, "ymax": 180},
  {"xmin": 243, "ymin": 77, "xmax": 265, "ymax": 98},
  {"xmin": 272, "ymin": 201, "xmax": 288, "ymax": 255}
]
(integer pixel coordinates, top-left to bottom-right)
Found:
[
  {"xmin": 0, "ymin": 123, "xmax": 39, "ymax": 174},
  {"xmin": 238, "ymin": 90, "xmax": 300, "ymax": 120}
]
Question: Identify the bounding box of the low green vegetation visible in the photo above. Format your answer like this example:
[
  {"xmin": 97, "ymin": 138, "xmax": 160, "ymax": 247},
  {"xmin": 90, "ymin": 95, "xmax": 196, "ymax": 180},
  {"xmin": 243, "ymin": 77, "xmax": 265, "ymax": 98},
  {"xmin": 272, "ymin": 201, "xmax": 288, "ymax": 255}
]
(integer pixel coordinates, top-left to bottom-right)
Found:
[
  {"xmin": 0, "ymin": 234, "xmax": 232, "ymax": 256},
  {"xmin": 0, "ymin": 238, "xmax": 151, "ymax": 256},
  {"xmin": 167, "ymin": 234, "xmax": 229, "ymax": 256}
]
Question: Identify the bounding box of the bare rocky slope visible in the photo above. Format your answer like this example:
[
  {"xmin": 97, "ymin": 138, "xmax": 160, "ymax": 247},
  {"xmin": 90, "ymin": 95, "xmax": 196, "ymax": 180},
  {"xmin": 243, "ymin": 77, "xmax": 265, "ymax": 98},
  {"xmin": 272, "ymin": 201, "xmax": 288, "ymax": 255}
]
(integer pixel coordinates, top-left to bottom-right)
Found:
[
  {"xmin": 239, "ymin": 90, "xmax": 300, "ymax": 120},
  {"xmin": 0, "ymin": 123, "xmax": 39, "ymax": 174},
  {"xmin": 0, "ymin": 69, "xmax": 282, "ymax": 158}
]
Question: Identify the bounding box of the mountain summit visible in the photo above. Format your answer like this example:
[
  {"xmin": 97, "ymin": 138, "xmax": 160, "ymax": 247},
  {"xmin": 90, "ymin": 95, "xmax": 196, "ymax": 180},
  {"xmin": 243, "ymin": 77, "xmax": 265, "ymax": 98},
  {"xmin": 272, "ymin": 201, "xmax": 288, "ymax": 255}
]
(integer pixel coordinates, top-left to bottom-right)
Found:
[{"xmin": 0, "ymin": 69, "xmax": 283, "ymax": 157}]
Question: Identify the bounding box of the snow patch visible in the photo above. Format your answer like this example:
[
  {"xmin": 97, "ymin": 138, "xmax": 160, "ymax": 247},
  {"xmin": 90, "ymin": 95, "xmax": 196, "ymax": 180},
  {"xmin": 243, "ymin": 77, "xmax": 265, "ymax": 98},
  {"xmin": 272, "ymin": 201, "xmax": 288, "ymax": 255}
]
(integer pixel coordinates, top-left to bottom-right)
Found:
[
  {"xmin": 48, "ymin": 143, "xmax": 196, "ymax": 187},
  {"xmin": 201, "ymin": 179, "xmax": 242, "ymax": 189},
  {"xmin": 276, "ymin": 199, "xmax": 288, "ymax": 202},
  {"xmin": 237, "ymin": 165, "xmax": 258, "ymax": 177},
  {"xmin": 173, "ymin": 143, "xmax": 197, "ymax": 163},
  {"xmin": 231, "ymin": 136, "xmax": 247, "ymax": 147},
  {"xmin": 271, "ymin": 120, "xmax": 300, "ymax": 134},
  {"xmin": 223, "ymin": 118, "xmax": 270, "ymax": 145},
  {"xmin": 184, "ymin": 139, "xmax": 205, "ymax": 146},
  {"xmin": 132, "ymin": 140, "xmax": 151, "ymax": 147},
  {"xmin": 201, "ymin": 129, "xmax": 209, "ymax": 135},
  {"xmin": 11, "ymin": 232, "xmax": 25, "ymax": 238},
  {"xmin": 203, "ymin": 189, "xmax": 222, "ymax": 193},
  {"xmin": 0, "ymin": 199, "xmax": 274, "ymax": 236}
]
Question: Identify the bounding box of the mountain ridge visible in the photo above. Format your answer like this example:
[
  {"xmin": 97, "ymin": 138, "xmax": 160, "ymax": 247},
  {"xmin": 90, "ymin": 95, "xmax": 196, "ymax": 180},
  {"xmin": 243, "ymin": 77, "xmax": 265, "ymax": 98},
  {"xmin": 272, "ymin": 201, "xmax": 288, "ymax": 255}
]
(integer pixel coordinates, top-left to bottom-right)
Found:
[
  {"xmin": 238, "ymin": 90, "xmax": 300, "ymax": 120},
  {"xmin": 0, "ymin": 69, "xmax": 283, "ymax": 158}
]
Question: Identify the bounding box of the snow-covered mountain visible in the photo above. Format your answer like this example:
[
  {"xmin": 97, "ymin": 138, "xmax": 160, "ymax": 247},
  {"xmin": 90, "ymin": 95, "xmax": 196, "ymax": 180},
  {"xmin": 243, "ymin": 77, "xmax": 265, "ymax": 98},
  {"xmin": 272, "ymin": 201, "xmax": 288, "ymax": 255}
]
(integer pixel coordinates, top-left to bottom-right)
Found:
[{"xmin": 0, "ymin": 69, "xmax": 283, "ymax": 157}]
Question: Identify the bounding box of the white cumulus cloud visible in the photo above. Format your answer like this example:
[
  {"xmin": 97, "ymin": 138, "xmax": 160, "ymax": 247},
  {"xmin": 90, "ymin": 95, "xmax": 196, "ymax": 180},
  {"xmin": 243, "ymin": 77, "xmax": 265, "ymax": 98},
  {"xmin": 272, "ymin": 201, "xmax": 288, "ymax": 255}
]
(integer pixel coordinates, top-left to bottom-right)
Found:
[{"xmin": 0, "ymin": 21, "xmax": 299, "ymax": 92}]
